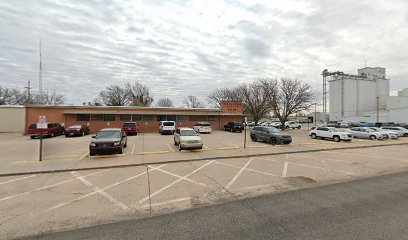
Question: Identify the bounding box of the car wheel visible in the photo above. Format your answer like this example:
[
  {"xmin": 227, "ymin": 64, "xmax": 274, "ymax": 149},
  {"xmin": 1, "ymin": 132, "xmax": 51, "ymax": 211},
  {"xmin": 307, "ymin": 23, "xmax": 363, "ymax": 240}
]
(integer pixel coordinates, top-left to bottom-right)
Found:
[
  {"xmin": 89, "ymin": 151, "xmax": 95, "ymax": 156},
  {"xmin": 118, "ymin": 146, "xmax": 123, "ymax": 154},
  {"xmin": 369, "ymin": 135, "xmax": 376, "ymax": 140},
  {"xmin": 82, "ymin": 132, "xmax": 85, "ymax": 137},
  {"xmin": 297, "ymin": 126, "xmax": 301, "ymax": 129},
  {"xmin": 50, "ymin": 133, "xmax": 54, "ymax": 138},
  {"xmin": 30, "ymin": 136, "xmax": 35, "ymax": 139},
  {"xmin": 270, "ymin": 138, "xmax": 277, "ymax": 145},
  {"xmin": 251, "ymin": 135, "xmax": 257, "ymax": 142},
  {"xmin": 333, "ymin": 136, "xmax": 341, "ymax": 142},
  {"xmin": 230, "ymin": 128, "xmax": 233, "ymax": 132},
  {"xmin": 311, "ymin": 133, "xmax": 317, "ymax": 139},
  {"xmin": 286, "ymin": 126, "xmax": 289, "ymax": 129},
  {"xmin": 178, "ymin": 143, "xmax": 182, "ymax": 151}
]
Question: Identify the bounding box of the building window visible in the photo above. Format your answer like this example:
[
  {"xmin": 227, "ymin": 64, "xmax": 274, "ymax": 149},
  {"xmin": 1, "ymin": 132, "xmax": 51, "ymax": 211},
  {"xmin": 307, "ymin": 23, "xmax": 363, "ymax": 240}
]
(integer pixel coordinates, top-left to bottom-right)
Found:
[
  {"xmin": 132, "ymin": 115, "xmax": 143, "ymax": 121},
  {"xmin": 104, "ymin": 114, "xmax": 115, "ymax": 121},
  {"xmin": 91, "ymin": 114, "xmax": 104, "ymax": 121},
  {"xmin": 157, "ymin": 115, "xmax": 176, "ymax": 121},
  {"xmin": 176, "ymin": 115, "xmax": 185, "ymax": 122},
  {"xmin": 77, "ymin": 114, "xmax": 90, "ymax": 121},
  {"xmin": 120, "ymin": 115, "xmax": 131, "ymax": 121},
  {"xmin": 208, "ymin": 116, "xmax": 216, "ymax": 121},
  {"xmin": 142, "ymin": 115, "xmax": 153, "ymax": 121},
  {"xmin": 189, "ymin": 115, "xmax": 212, "ymax": 122}
]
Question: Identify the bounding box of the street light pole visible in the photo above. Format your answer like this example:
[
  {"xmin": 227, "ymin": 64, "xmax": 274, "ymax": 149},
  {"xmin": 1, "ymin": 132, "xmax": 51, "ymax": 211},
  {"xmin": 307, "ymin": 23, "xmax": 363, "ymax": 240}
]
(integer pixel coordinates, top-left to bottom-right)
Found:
[
  {"xmin": 376, "ymin": 96, "xmax": 380, "ymax": 124},
  {"xmin": 314, "ymin": 103, "xmax": 317, "ymax": 126}
]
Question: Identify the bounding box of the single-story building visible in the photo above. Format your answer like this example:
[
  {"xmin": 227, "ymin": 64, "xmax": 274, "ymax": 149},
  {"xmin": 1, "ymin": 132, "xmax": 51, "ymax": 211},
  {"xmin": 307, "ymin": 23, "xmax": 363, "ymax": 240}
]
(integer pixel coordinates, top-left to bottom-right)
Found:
[{"xmin": 24, "ymin": 101, "xmax": 244, "ymax": 133}]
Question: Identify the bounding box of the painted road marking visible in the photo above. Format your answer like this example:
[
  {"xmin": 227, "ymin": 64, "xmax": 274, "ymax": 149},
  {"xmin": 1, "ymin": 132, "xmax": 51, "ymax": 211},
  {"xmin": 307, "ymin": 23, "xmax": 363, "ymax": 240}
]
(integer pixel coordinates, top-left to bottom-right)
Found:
[
  {"xmin": 224, "ymin": 158, "xmax": 253, "ymax": 190},
  {"xmin": 214, "ymin": 161, "xmax": 278, "ymax": 177},
  {"xmin": 166, "ymin": 144, "xmax": 175, "ymax": 152},
  {"xmin": 148, "ymin": 165, "xmax": 206, "ymax": 187},
  {"xmin": 71, "ymin": 171, "xmax": 129, "ymax": 210},
  {"xmin": 0, "ymin": 169, "xmax": 110, "ymax": 202},
  {"xmin": 139, "ymin": 160, "xmax": 216, "ymax": 204},
  {"xmin": 141, "ymin": 197, "xmax": 191, "ymax": 209},
  {"xmin": 79, "ymin": 152, "xmax": 89, "ymax": 160},
  {"xmin": 90, "ymin": 154, "xmax": 126, "ymax": 158},
  {"xmin": 282, "ymin": 162, "xmax": 288, "ymax": 178},
  {"xmin": 294, "ymin": 163, "xmax": 354, "ymax": 176},
  {"xmin": 203, "ymin": 145, "xmax": 212, "ymax": 150},
  {"xmin": 218, "ymin": 146, "xmax": 240, "ymax": 150},
  {"xmin": 48, "ymin": 164, "xmax": 167, "ymax": 211},
  {"xmin": 0, "ymin": 175, "xmax": 36, "ymax": 185},
  {"xmin": 131, "ymin": 144, "xmax": 135, "ymax": 155},
  {"xmin": 138, "ymin": 151, "xmax": 169, "ymax": 155},
  {"xmin": 247, "ymin": 145, "xmax": 268, "ymax": 148}
]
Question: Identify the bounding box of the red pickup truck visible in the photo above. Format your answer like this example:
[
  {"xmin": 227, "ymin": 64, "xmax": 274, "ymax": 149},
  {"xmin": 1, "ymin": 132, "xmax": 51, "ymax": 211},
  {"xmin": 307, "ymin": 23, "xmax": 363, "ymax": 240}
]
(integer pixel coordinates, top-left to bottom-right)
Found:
[{"xmin": 28, "ymin": 123, "xmax": 65, "ymax": 139}]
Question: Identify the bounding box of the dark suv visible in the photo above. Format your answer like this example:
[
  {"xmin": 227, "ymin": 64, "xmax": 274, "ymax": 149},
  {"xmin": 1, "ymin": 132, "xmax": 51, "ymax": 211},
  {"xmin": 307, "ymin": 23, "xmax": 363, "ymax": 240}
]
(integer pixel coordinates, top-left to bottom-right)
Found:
[
  {"xmin": 224, "ymin": 122, "xmax": 244, "ymax": 133},
  {"xmin": 250, "ymin": 126, "xmax": 292, "ymax": 145},
  {"xmin": 89, "ymin": 128, "xmax": 127, "ymax": 156},
  {"xmin": 122, "ymin": 122, "xmax": 139, "ymax": 136}
]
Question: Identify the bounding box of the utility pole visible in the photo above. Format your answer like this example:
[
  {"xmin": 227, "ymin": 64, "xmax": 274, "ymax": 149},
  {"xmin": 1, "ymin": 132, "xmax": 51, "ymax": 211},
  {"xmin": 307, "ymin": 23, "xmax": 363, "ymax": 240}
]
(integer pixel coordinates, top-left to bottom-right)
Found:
[
  {"xmin": 24, "ymin": 80, "xmax": 32, "ymax": 105},
  {"xmin": 376, "ymin": 96, "xmax": 380, "ymax": 124},
  {"xmin": 39, "ymin": 38, "xmax": 43, "ymax": 96}
]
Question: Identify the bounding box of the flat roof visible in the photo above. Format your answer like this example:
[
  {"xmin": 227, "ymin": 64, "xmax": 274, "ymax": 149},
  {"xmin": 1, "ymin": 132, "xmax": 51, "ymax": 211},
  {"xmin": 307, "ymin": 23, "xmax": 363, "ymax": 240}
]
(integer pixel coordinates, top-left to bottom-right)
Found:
[{"xmin": 26, "ymin": 105, "xmax": 222, "ymax": 111}]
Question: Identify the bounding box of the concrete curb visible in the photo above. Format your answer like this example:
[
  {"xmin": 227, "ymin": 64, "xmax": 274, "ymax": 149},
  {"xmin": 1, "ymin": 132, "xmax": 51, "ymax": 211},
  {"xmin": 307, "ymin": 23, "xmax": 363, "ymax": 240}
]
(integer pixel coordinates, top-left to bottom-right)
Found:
[{"xmin": 1, "ymin": 142, "xmax": 407, "ymax": 177}]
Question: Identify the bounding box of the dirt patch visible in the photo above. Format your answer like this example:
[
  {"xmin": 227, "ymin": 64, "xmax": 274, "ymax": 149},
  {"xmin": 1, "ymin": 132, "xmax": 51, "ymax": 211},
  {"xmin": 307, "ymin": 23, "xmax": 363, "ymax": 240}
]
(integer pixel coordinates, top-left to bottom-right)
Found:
[{"xmin": 285, "ymin": 176, "xmax": 318, "ymax": 186}]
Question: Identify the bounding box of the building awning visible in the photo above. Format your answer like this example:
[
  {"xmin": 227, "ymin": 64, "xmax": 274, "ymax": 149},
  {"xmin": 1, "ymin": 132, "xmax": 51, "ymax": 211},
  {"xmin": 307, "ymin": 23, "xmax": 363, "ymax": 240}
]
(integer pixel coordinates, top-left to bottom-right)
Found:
[{"xmin": 63, "ymin": 110, "xmax": 225, "ymax": 116}]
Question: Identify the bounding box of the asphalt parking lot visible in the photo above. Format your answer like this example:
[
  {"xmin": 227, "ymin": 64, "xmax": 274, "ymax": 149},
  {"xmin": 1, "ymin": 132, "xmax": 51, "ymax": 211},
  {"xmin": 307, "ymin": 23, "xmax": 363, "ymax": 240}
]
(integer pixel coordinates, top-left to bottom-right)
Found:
[
  {"xmin": 1, "ymin": 128, "xmax": 407, "ymax": 175},
  {"xmin": 1, "ymin": 144, "xmax": 408, "ymax": 239}
]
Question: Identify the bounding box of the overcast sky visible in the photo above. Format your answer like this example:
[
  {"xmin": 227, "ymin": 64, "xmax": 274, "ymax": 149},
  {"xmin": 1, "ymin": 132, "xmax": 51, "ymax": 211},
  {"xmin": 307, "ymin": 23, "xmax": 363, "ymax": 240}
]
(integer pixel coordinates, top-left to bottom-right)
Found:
[{"xmin": 1, "ymin": 0, "xmax": 407, "ymax": 106}]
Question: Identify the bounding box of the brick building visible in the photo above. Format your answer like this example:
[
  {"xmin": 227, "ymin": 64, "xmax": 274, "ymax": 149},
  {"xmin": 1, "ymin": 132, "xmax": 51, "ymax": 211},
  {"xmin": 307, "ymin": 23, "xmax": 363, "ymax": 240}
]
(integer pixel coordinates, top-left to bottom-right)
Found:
[{"xmin": 24, "ymin": 101, "xmax": 244, "ymax": 133}]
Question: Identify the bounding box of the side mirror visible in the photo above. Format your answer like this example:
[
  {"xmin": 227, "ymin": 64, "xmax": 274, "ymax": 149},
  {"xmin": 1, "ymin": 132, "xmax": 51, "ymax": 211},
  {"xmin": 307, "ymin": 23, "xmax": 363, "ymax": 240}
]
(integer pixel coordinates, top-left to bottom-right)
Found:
[{"xmin": 92, "ymin": 135, "xmax": 96, "ymax": 138}]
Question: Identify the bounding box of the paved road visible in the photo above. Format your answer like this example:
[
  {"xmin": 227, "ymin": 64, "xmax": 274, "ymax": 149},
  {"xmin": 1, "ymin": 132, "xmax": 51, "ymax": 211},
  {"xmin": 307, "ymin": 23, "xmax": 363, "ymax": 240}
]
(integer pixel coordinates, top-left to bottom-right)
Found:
[{"xmin": 20, "ymin": 170, "xmax": 408, "ymax": 240}]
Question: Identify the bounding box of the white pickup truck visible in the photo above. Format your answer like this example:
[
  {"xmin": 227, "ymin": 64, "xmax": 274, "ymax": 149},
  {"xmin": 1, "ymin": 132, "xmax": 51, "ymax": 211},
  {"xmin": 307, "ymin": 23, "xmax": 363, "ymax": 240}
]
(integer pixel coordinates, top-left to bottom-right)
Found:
[{"xmin": 309, "ymin": 127, "xmax": 353, "ymax": 142}]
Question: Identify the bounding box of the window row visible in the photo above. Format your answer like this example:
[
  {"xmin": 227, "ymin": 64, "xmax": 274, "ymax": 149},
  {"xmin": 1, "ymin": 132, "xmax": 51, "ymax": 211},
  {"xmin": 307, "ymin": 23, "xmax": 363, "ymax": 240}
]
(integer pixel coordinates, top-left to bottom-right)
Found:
[{"xmin": 76, "ymin": 114, "xmax": 217, "ymax": 122}]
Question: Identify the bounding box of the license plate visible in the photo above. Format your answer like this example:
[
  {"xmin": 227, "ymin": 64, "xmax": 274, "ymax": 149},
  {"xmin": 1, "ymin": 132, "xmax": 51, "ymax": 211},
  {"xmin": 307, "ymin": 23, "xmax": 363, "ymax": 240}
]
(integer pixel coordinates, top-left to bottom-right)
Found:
[
  {"xmin": 128, "ymin": 128, "xmax": 131, "ymax": 130},
  {"xmin": 70, "ymin": 133, "xmax": 74, "ymax": 135}
]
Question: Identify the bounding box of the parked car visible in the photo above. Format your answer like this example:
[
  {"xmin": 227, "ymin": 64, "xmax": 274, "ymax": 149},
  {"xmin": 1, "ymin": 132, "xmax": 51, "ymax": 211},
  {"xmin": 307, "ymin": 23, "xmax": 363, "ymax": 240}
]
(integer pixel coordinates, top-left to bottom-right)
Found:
[
  {"xmin": 350, "ymin": 127, "xmax": 386, "ymax": 140},
  {"xmin": 250, "ymin": 126, "xmax": 292, "ymax": 145},
  {"xmin": 269, "ymin": 122, "xmax": 282, "ymax": 128},
  {"xmin": 159, "ymin": 121, "xmax": 176, "ymax": 135},
  {"xmin": 122, "ymin": 122, "xmax": 139, "ymax": 136},
  {"xmin": 369, "ymin": 127, "xmax": 400, "ymax": 139},
  {"xmin": 65, "ymin": 125, "xmax": 90, "ymax": 137},
  {"xmin": 285, "ymin": 121, "xmax": 301, "ymax": 129},
  {"xmin": 224, "ymin": 122, "xmax": 244, "ymax": 132},
  {"xmin": 326, "ymin": 122, "xmax": 340, "ymax": 128},
  {"xmin": 339, "ymin": 123, "xmax": 350, "ymax": 128},
  {"xmin": 89, "ymin": 128, "xmax": 127, "ymax": 156},
  {"xmin": 400, "ymin": 124, "xmax": 408, "ymax": 130},
  {"xmin": 309, "ymin": 127, "xmax": 353, "ymax": 142},
  {"xmin": 193, "ymin": 122, "xmax": 212, "ymax": 134},
  {"xmin": 259, "ymin": 122, "xmax": 271, "ymax": 126},
  {"xmin": 28, "ymin": 123, "xmax": 65, "ymax": 139},
  {"xmin": 173, "ymin": 127, "xmax": 203, "ymax": 151},
  {"xmin": 381, "ymin": 126, "xmax": 408, "ymax": 137},
  {"xmin": 245, "ymin": 121, "xmax": 255, "ymax": 127}
]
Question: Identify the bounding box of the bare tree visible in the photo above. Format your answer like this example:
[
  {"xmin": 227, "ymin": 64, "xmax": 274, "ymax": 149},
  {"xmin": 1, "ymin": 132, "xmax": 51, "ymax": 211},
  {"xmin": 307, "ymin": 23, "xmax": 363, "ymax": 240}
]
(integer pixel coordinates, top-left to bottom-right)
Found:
[
  {"xmin": 262, "ymin": 78, "xmax": 313, "ymax": 129},
  {"xmin": 156, "ymin": 97, "xmax": 174, "ymax": 107},
  {"xmin": 183, "ymin": 95, "xmax": 204, "ymax": 108},
  {"xmin": 207, "ymin": 88, "xmax": 242, "ymax": 108},
  {"xmin": 126, "ymin": 82, "xmax": 153, "ymax": 107},
  {"xmin": 0, "ymin": 86, "xmax": 14, "ymax": 105},
  {"xmin": 33, "ymin": 90, "xmax": 65, "ymax": 106},
  {"xmin": 237, "ymin": 81, "xmax": 271, "ymax": 124},
  {"xmin": 98, "ymin": 85, "xmax": 130, "ymax": 106}
]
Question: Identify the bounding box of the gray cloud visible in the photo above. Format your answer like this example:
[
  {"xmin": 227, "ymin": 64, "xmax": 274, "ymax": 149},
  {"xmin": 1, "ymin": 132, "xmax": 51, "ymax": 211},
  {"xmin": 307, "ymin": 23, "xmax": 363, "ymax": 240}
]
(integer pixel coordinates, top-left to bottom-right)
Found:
[{"xmin": 0, "ymin": 0, "xmax": 407, "ymax": 106}]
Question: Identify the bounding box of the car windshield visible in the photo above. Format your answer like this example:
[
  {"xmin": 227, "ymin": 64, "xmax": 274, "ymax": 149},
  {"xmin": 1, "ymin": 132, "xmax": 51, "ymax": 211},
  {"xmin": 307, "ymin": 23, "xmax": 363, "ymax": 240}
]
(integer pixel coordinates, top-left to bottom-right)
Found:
[
  {"xmin": 68, "ymin": 125, "xmax": 81, "ymax": 129},
  {"xmin": 234, "ymin": 122, "xmax": 243, "ymax": 126},
  {"xmin": 29, "ymin": 124, "xmax": 37, "ymax": 129},
  {"xmin": 268, "ymin": 128, "xmax": 281, "ymax": 133},
  {"xmin": 180, "ymin": 130, "xmax": 198, "ymax": 136},
  {"xmin": 124, "ymin": 123, "xmax": 136, "ymax": 128},
  {"xmin": 163, "ymin": 122, "xmax": 174, "ymax": 126},
  {"xmin": 96, "ymin": 131, "xmax": 121, "ymax": 139}
]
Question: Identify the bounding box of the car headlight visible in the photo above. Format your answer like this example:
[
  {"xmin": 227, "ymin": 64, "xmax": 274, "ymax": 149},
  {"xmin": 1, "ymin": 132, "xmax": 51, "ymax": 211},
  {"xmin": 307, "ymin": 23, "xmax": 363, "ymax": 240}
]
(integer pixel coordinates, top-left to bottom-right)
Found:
[
  {"xmin": 113, "ymin": 142, "xmax": 120, "ymax": 146},
  {"xmin": 90, "ymin": 143, "xmax": 96, "ymax": 147}
]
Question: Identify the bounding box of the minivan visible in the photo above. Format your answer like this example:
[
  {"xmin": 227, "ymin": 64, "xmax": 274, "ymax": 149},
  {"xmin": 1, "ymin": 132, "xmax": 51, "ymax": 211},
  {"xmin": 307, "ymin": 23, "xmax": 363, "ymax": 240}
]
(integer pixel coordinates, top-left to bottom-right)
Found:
[{"xmin": 159, "ymin": 121, "xmax": 176, "ymax": 135}]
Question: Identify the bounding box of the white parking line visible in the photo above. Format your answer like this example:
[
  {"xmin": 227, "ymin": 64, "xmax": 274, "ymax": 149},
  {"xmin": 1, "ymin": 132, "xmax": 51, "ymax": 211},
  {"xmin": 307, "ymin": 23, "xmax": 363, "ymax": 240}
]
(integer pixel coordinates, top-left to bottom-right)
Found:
[
  {"xmin": 224, "ymin": 158, "xmax": 253, "ymax": 190},
  {"xmin": 131, "ymin": 144, "xmax": 135, "ymax": 155},
  {"xmin": 0, "ymin": 169, "xmax": 109, "ymax": 202},
  {"xmin": 139, "ymin": 160, "xmax": 216, "ymax": 204},
  {"xmin": 48, "ymin": 164, "xmax": 167, "ymax": 211},
  {"xmin": 282, "ymin": 162, "xmax": 288, "ymax": 178},
  {"xmin": 79, "ymin": 152, "xmax": 89, "ymax": 160},
  {"xmin": 166, "ymin": 143, "xmax": 175, "ymax": 152},
  {"xmin": 71, "ymin": 171, "xmax": 129, "ymax": 211},
  {"xmin": 294, "ymin": 163, "xmax": 354, "ymax": 175},
  {"xmin": 0, "ymin": 175, "xmax": 36, "ymax": 185},
  {"xmin": 141, "ymin": 197, "xmax": 191, "ymax": 208},
  {"xmin": 148, "ymin": 165, "xmax": 206, "ymax": 187},
  {"xmin": 214, "ymin": 161, "xmax": 278, "ymax": 177}
]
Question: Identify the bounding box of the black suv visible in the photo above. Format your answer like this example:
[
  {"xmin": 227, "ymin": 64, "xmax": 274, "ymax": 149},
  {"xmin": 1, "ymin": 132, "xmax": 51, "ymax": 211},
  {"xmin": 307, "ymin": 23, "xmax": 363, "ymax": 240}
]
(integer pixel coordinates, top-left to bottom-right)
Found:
[
  {"xmin": 250, "ymin": 126, "xmax": 292, "ymax": 145},
  {"xmin": 224, "ymin": 122, "xmax": 244, "ymax": 133}
]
